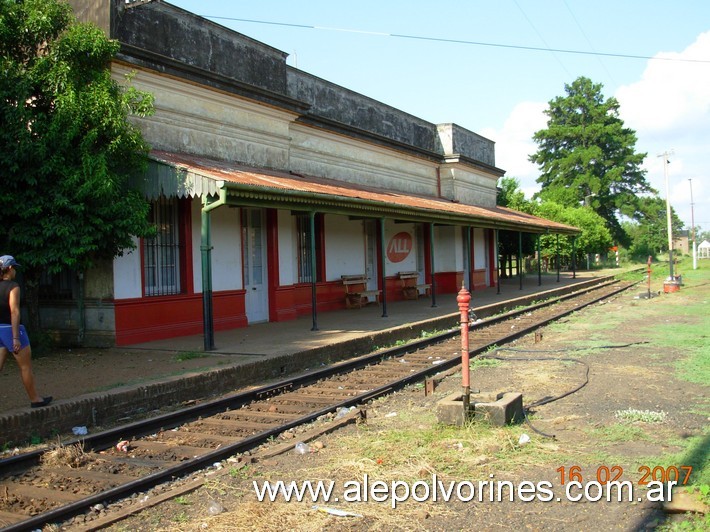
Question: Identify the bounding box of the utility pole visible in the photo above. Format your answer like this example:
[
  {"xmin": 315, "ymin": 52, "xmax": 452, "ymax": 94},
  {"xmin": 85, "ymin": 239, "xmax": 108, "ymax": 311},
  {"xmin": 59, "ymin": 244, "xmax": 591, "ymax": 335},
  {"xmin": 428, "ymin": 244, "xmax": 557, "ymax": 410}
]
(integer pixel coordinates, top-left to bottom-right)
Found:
[
  {"xmin": 658, "ymin": 152, "xmax": 674, "ymax": 279},
  {"xmin": 689, "ymin": 178, "xmax": 697, "ymax": 270}
]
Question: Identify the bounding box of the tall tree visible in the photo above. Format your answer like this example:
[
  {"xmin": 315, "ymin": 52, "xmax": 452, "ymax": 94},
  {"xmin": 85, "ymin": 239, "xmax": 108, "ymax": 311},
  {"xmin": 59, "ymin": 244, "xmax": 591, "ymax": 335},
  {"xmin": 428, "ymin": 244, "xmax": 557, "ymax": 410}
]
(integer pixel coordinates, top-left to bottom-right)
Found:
[
  {"xmin": 0, "ymin": 0, "xmax": 154, "ymax": 336},
  {"xmin": 530, "ymin": 77, "xmax": 653, "ymax": 246}
]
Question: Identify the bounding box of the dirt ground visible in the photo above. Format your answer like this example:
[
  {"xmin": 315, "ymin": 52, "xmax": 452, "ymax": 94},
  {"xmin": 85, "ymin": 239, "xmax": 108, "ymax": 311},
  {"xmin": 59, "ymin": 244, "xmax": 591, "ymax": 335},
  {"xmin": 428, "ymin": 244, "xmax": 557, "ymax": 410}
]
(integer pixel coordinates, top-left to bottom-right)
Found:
[
  {"xmin": 87, "ymin": 276, "xmax": 709, "ymax": 531},
  {"xmin": 0, "ymin": 347, "xmax": 232, "ymax": 413},
  {"xmin": 2, "ymin": 274, "xmax": 707, "ymax": 530}
]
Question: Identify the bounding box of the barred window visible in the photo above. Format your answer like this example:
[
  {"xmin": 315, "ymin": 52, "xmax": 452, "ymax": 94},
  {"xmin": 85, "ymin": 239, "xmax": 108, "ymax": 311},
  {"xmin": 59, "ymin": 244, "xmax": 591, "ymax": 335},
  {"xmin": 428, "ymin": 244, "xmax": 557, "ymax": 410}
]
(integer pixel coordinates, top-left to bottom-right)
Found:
[
  {"xmin": 39, "ymin": 269, "xmax": 76, "ymax": 301},
  {"xmin": 296, "ymin": 214, "xmax": 323, "ymax": 284},
  {"xmin": 296, "ymin": 214, "xmax": 313, "ymax": 284},
  {"xmin": 143, "ymin": 196, "xmax": 182, "ymax": 296}
]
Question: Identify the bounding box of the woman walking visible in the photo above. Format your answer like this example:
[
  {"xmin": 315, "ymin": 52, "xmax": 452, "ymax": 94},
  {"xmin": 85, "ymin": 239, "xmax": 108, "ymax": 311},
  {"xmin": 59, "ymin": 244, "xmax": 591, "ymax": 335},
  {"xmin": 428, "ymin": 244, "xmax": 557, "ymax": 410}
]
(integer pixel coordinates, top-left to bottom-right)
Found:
[{"xmin": 0, "ymin": 255, "xmax": 52, "ymax": 408}]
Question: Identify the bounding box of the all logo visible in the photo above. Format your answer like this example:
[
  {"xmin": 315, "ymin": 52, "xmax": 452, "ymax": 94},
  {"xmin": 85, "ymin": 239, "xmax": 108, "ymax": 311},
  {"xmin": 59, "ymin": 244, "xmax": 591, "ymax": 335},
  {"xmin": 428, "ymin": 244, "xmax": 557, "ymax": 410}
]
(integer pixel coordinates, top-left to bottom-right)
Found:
[{"xmin": 387, "ymin": 232, "xmax": 412, "ymax": 263}]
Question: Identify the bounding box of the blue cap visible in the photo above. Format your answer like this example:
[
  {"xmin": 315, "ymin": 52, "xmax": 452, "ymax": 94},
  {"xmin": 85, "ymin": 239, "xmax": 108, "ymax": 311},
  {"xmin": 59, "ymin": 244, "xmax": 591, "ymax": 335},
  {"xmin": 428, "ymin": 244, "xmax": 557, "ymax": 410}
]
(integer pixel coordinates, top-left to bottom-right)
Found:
[{"xmin": 0, "ymin": 255, "xmax": 20, "ymax": 269}]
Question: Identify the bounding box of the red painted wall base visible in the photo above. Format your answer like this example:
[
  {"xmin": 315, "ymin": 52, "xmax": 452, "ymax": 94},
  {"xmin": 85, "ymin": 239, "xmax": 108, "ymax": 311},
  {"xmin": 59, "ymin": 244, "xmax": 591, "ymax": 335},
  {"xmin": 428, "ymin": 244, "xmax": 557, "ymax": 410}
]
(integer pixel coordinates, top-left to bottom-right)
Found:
[
  {"xmin": 115, "ymin": 270, "xmax": 474, "ymax": 345},
  {"xmin": 115, "ymin": 290, "xmax": 247, "ymax": 346}
]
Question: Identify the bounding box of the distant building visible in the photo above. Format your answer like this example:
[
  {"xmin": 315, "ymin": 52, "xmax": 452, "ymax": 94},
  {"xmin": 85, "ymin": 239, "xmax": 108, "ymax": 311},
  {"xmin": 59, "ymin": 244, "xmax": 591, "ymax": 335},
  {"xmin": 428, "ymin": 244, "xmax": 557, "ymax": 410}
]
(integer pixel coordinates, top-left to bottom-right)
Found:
[
  {"xmin": 698, "ymin": 240, "xmax": 710, "ymax": 259},
  {"xmin": 46, "ymin": 0, "xmax": 578, "ymax": 347},
  {"xmin": 673, "ymin": 230, "xmax": 690, "ymax": 256}
]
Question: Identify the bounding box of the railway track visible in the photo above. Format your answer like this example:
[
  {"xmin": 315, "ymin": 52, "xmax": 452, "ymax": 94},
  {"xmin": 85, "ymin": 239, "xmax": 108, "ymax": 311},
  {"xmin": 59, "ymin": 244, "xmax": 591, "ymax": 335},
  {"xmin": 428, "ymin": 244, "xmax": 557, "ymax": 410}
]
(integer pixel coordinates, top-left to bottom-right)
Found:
[{"xmin": 0, "ymin": 277, "xmax": 635, "ymax": 531}]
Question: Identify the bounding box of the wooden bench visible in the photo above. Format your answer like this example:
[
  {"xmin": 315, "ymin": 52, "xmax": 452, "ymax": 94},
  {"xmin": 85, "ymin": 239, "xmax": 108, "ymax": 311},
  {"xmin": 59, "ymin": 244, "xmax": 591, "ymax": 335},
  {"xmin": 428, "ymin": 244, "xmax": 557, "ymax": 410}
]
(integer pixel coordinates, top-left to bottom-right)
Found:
[
  {"xmin": 398, "ymin": 271, "xmax": 431, "ymax": 300},
  {"xmin": 341, "ymin": 275, "xmax": 381, "ymax": 309}
]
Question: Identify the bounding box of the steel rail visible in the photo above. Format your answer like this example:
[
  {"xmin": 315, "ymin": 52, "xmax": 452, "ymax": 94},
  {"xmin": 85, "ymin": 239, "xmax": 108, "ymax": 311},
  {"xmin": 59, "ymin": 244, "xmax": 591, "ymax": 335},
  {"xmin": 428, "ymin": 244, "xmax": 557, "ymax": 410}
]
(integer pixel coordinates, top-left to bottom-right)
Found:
[
  {"xmin": 1, "ymin": 277, "xmax": 621, "ymax": 471},
  {"xmin": 0, "ymin": 277, "xmax": 634, "ymax": 531}
]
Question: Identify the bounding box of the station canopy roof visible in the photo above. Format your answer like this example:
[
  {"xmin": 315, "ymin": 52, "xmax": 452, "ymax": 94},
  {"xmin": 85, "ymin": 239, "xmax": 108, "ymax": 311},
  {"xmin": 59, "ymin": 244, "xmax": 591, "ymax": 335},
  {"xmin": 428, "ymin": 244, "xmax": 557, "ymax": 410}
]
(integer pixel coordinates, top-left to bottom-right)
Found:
[{"xmin": 141, "ymin": 150, "xmax": 580, "ymax": 235}]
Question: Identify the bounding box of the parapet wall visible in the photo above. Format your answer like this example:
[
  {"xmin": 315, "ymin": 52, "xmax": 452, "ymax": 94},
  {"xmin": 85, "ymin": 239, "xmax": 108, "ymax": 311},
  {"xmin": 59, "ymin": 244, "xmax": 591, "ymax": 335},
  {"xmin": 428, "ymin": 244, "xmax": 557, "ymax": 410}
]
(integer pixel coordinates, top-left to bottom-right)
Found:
[{"xmin": 69, "ymin": 0, "xmax": 497, "ymax": 167}]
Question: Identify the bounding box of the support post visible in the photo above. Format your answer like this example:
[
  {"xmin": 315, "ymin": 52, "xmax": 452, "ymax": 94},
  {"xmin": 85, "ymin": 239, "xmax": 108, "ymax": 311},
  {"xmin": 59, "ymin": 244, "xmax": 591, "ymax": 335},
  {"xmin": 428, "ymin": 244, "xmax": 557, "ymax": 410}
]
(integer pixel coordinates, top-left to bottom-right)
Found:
[
  {"xmin": 647, "ymin": 255, "xmax": 652, "ymax": 299},
  {"xmin": 465, "ymin": 226, "xmax": 472, "ymax": 291},
  {"xmin": 689, "ymin": 178, "xmax": 697, "ymax": 270},
  {"xmin": 380, "ymin": 217, "xmax": 388, "ymax": 318},
  {"xmin": 518, "ymin": 231, "xmax": 523, "ymax": 290},
  {"xmin": 537, "ymin": 234, "xmax": 542, "ymax": 286},
  {"xmin": 430, "ymin": 223, "xmax": 437, "ymax": 307},
  {"xmin": 457, "ymin": 283, "xmax": 471, "ymax": 422},
  {"xmin": 309, "ymin": 211, "xmax": 318, "ymax": 331},
  {"xmin": 201, "ymin": 199, "xmax": 216, "ymax": 351},
  {"xmin": 77, "ymin": 271, "xmax": 85, "ymax": 345},
  {"xmin": 572, "ymin": 237, "xmax": 577, "ymax": 279},
  {"xmin": 660, "ymin": 153, "xmax": 674, "ymax": 279},
  {"xmin": 495, "ymin": 229, "xmax": 501, "ymax": 295},
  {"xmin": 556, "ymin": 234, "xmax": 560, "ymax": 283}
]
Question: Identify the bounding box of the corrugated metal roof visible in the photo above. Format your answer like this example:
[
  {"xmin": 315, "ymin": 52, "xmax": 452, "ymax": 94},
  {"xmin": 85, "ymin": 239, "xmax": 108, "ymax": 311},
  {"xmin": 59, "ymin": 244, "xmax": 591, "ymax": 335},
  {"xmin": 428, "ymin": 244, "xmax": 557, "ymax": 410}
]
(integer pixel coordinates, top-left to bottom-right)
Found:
[{"xmin": 146, "ymin": 150, "xmax": 580, "ymax": 235}]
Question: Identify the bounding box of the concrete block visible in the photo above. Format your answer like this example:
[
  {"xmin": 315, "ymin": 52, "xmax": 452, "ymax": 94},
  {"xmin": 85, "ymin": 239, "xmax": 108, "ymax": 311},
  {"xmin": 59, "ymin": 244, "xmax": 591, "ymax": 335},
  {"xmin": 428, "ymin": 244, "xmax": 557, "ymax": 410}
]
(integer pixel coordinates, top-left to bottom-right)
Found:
[
  {"xmin": 436, "ymin": 391, "xmax": 525, "ymax": 427},
  {"xmin": 435, "ymin": 392, "xmax": 472, "ymax": 426},
  {"xmin": 473, "ymin": 392, "xmax": 524, "ymax": 426}
]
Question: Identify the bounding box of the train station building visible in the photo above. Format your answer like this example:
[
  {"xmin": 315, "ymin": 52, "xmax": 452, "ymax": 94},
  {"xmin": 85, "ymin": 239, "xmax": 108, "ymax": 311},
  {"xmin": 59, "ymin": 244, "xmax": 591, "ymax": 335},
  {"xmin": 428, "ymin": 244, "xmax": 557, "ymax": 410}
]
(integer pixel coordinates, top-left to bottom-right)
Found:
[{"xmin": 55, "ymin": 0, "xmax": 578, "ymax": 348}]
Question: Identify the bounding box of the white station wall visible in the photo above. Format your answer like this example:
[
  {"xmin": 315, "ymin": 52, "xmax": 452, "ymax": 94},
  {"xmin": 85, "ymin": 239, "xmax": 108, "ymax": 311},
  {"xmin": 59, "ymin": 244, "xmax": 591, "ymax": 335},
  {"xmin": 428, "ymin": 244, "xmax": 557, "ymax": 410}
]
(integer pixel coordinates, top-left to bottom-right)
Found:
[
  {"xmin": 277, "ymin": 210, "xmax": 295, "ymax": 286},
  {"xmin": 113, "ymin": 236, "xmax": 142, "ymax": 299},
  {"xmin": 434, "ymin": 225, "xmax": 462, "ymax": 272},
  {"xmin": 191, "ymin": 201, "xmax": 243, "ymax": 293},
  {"xmin": 210, "ymin": 206, "xmax": 243, "ymax": 291},
  {"xmin": 473, "ymin": 228, "xmax": 487, "ymax": 269},
  {"xmin": 325, "ymin": 215, "xmax": 365, "ymax": 280}
]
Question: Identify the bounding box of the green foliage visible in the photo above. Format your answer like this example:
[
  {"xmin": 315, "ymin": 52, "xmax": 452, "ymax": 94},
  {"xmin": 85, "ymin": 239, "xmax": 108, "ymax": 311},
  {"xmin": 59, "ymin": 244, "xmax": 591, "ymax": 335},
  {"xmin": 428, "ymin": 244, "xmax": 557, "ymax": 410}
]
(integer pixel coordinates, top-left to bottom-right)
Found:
[
  {"xmin": 530, "ymin": 77, "xmax": 653, "ymax": 246},
  {"xmin": 471, "ymin": 358, "xmax": 503, "ymax": 369},
  {"xmin": 0, "ymin": 0, "xmax": 155, "ymax": 332},
  {"xmin": 622, "ymin": 196, "xmax": 685, "ymax": 260},
  {"xmin": 175, "ymin": 351, "xmax": 209, "ymax": 362},
  {"xmin": 589, "ymin": 423, "xmax": 650, "ymax": 443},
  {"xmin": 533, "ymin": 201, "xmax": 613, "ymax": 266},
  {"xmin": 1, "ymin": 1, "xmax": 155, "ymax": 273},
  {"xmin": 496, "ymin": 178, "xmax": 537, "ymax": 273},
  {"xmin": 497, "ymin": 177, "xmax": 532, "ymax": 212},
  {"xmin": 494, "ymin": 177, "xmax": 612, "ymax": 270}
]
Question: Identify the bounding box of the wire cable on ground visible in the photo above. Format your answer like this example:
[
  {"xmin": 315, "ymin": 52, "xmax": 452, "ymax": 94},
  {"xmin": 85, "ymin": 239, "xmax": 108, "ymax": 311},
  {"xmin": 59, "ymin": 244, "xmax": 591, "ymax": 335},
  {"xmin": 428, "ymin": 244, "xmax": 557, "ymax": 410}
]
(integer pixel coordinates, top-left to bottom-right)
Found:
[{"xmin": 477, "ymin": 342, "xmax": 649, "ymax": 439}]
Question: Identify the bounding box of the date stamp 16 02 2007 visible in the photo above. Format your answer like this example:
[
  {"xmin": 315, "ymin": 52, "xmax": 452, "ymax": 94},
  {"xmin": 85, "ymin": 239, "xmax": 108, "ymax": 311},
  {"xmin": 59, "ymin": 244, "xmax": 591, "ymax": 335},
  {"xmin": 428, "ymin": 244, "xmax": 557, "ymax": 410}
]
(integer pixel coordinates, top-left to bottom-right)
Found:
[{"xmin": 555, "ymin": 465, "xmax": 692, "ymax": 503}]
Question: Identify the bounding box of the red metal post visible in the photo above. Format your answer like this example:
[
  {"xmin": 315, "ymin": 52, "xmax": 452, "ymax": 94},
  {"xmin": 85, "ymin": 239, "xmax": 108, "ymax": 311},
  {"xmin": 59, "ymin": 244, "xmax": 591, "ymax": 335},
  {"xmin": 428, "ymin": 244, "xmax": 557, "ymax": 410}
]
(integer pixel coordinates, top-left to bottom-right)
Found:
[{"xmin": 457, "ymin": 282, "xmax": 471, "ymax": 417}]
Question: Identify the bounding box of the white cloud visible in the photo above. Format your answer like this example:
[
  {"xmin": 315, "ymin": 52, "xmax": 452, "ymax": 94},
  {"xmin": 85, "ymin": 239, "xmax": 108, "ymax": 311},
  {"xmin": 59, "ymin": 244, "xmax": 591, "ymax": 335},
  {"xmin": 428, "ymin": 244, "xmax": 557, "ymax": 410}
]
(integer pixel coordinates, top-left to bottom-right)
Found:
[
  {"xmin": 482, "ymin": 100, "xmax": 547, "ymax": 198},
  {"xmin": 489, "ymin": 31, "xmax": 710, "ymax": 231},
  {"xmin": 617, "ymin": 30, "xmax": 710, "ymax": 231},
  {"xmin": 617, "ymin": 31, "xmax": 710, "ymax": 135}
]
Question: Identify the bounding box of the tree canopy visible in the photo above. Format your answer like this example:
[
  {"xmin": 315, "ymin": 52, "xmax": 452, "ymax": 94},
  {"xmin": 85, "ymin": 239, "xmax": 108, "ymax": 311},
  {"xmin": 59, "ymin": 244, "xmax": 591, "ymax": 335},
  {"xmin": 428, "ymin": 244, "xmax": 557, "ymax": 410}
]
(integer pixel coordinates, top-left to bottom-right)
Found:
[
  {"xmin": 497, "ymin": 176, "xmax": 530, "ymax": 213},
  {"xmin": 496, "ymin": 177, "xmax": 536, "ymax": 276},
  {"xmin": 496, "ymin": 177, "xmax": 613, "ymax": 270},
  {"xmin": 621, "ymin": 196, "xmax": 684, "ymax": 260},
  {"xmin": 533, "ymin": 200, "xmax": 613, "ymax": 265},
  {"xmin": 529, "ymin": 77, "xmax": 653, "ymax": 246},
  {"xmin": 0, "ymin": 0, "xmax": 154, "ymax": 332}
]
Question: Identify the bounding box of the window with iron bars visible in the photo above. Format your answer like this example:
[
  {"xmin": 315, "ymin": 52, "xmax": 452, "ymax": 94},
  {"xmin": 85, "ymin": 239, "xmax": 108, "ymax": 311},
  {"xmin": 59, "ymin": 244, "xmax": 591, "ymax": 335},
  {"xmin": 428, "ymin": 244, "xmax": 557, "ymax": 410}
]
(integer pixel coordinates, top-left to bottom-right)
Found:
[
  {"xmin": 143, "ymin": 196, "xmax": 182, "ymax": 296},
  {"xmin": 296, "ymin": 214, "xmax": 323, "ymax": 284},
  {"xmin": 39, "ymin": 269, "xmax": 76, "ymax": 301}
]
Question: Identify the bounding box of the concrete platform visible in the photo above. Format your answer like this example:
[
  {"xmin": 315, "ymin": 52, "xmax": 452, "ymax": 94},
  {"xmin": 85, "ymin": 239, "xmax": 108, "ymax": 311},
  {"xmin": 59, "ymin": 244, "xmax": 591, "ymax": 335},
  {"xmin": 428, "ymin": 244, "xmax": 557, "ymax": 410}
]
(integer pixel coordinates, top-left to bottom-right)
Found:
[
  {"xmin": 0, "ymin": 271, "xmax": 614, "ymax": 445},
  {"xmin": 127, "ymin": 271, "xmax": 605, "ymax": 356}
]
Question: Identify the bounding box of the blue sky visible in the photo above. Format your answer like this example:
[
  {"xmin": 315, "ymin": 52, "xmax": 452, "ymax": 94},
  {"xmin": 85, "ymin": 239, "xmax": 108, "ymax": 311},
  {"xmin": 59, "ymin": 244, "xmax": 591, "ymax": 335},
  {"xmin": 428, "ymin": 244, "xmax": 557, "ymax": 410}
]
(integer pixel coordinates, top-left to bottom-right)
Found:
[{"xmin": 167, "ymin": 0, "xmax": 710, "ymax": 235}]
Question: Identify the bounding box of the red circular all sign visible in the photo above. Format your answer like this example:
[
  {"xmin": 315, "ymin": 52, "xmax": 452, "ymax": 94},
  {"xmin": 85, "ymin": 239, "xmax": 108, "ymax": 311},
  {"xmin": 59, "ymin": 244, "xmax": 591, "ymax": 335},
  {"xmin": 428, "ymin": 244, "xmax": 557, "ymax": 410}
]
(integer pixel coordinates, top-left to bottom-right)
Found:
[{"xmin": 387, "ymin": 232, "xmax": 413, "ymax": 263}]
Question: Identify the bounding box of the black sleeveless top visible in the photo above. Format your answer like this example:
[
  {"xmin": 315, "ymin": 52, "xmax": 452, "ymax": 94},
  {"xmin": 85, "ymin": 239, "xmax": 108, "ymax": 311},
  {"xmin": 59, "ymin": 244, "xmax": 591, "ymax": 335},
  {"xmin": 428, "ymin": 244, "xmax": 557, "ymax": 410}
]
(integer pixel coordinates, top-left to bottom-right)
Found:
[{"xmin": 0, "ymin": 280, "xmax": 19, "ymax": 324}]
